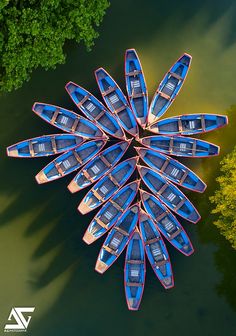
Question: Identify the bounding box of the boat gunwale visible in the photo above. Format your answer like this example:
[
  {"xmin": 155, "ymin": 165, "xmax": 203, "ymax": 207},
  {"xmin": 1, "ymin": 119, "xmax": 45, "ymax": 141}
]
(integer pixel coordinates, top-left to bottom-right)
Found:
[
  {"xmin": 147, "ymin": 53, "xmax": 192, "ymax": 126},
  {"xmin": 124, "ymin": 48, "xmax": 148, "ymax": 128},
  {"xmin": 32, "ymin": 101, "xmax": 107, "ymax": 139},
  {"xmin": 65, "ymin": 81, "xmax": 127, "ymax": 141},
  {"xmin": 124, "ymin": 227, "xmax": 146, "ymax": 311},
  {"xmin": 94, "ymin": 67, "xmax": 139, "ymax": 137},
  {"xmin": 6, "ymin": 133, "xmax": 85, "ymax": 159}
]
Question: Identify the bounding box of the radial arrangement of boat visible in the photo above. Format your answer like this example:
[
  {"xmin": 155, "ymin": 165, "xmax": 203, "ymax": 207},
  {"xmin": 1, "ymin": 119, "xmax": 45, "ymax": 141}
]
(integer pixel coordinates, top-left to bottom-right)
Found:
[{"xmin": 7, "ymin": 49, "xmax": 228, "ymax": 311}]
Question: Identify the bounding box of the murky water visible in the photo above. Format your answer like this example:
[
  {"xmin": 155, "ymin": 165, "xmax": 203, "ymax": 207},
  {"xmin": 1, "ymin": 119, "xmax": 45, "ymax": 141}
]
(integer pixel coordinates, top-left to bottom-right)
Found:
[{"xmin": 0, "ymin": 0, "xmax": 236, "ymax": 335}]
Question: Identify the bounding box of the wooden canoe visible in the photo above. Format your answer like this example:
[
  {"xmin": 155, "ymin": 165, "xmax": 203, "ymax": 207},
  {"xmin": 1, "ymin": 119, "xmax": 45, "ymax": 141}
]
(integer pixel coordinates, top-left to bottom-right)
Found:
[
  {"xmin": 140, "ymin": 190, "xmax": 194, "ymax": 256},
  {"xmin": 95, "ymin": 204, "xmax": 139, "ymax": 274},
  {"xmin": 83, "ymin": 180, "xmax": 140, "ymax": 244},
  {"xmin": 32, "ymin": 102, "xmax": 106, "ymax": 139},
  {"xmin": 135, "ymin": 147, "xmax": 206, "ymax": 192},
  {"xmin": 139, "ymin": 135, "xmax": 219, "ymax": 157},
  {"xmin": 137, "ymin": 165, "xmax": 200, "ymax": 223},
  {"xmin": 78, "ymin": 157, "xmax": 138, "ymax": 214},
  {"xmin": 7, "ymin": 134, "xmax": 84, "ymax": 158},
  {"xmin": 139, "ymin": 210, "xmax": 174, "ymax": 289},
  {"xmin": 148, "ymin": 114, "xmax": 228, "ymax": 135},
  {"xmin": 148, "ymin": 53, "xmax": 192, "ymax": 125},
  {"xmin": 124, "ymin": 228, "xmax": 146, "ymax": 311},
  {"xmin": 68, "ymin": 140, "xmax": 131, "ymax": 193},
  {"xmin": 35, "ymin": 139, "xmax": 106, "ymax": 184},
  {"xmin": 125, "ymin": 49, "xmax": 148, "ymax": 127},
  {"xmin": 95, "ymin": 68, "xmax": 139, "ymax": 137},
  {"xmin": 65, "ymin": 81, "xmax": 126, "ymax": 140}
]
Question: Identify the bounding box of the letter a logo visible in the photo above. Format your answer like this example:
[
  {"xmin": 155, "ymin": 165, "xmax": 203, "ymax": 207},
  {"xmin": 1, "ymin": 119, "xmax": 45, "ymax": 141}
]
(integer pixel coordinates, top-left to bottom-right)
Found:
[{"xmin": 4, "ymin": 307, "xmax": 35, "ymax": 332}]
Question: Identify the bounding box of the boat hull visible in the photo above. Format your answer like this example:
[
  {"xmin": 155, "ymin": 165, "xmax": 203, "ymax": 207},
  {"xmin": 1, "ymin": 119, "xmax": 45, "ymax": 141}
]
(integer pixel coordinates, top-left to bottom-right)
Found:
[
  {"xmin": 135, "ymin": 147, "xmax": 206, "ymax": 192},
  {"xmin": 148, "ymin": 114, "xmax": 228, "ymax": 135},
  {"xmin": 125, "ymin": 49, "xmax": 148, "ymax": 127},
  {"xmin": 68, "ymin": 140, "xmax": 131, "ymax": 193},
  {"xmin": 7, "ymin": 134, "xmax": 84, "ymax": 158},
  {"xmin": 78, "ymin": 157, "xmax": 138, "ymax": 214},
  {"xmin": 95, "ymin": 68, "xmax": 138, "ymax": 137},
  {"xmin": 32, "ymin": 102, "xmax": 105, "ymax": 139},
  {"xmin": 140, "ymin": 135, "xmax": 219, "ymax": 157},
  {"xmin": 83, "ymin": 180, "xmax": 140, "ymax": 244},
  {"xmin": 95, "ymin": 205, "xmax": 139, "ymax": 274},
  {"xmin": 140, "ymin": 190, "xmax": 194, "ymax": 256},
  {"xmin": 148, "ymin": 53, "xmax": 192, "ymax": 125},
  {"xmin": 139, "ymin": 211, "xmax": 174, "ymax": 289},
  {"xmin": 137, "ymin": 165, "xmax": 200, "ymax": 223},
  {"xmin": 35, "ymin": 139, "xmax": 106, "ymax": 184},
  {"xmin": 124, "ymin": 229, "xmax": 146, "ymax": 311},
  {"xmin": 65, "ymin": 82, "xmax": 126, "ymax": 140}
]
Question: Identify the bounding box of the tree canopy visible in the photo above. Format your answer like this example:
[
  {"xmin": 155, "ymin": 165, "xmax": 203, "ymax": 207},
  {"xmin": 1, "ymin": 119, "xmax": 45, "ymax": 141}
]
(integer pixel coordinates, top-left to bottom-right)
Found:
[
  {"xmin": 0, "ymin": 0, "xmax": 109, "ymax": 91},
  {"xmin": 210, "ymin": 146, "xmax": 236, "ymax": 249}
]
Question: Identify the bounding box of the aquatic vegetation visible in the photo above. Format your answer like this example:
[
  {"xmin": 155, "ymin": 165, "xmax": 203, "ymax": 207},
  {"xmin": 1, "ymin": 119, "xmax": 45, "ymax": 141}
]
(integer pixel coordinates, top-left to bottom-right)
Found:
[{"xmin": 7, "ymin": 49, "xmax": 228, "ymax": 310}]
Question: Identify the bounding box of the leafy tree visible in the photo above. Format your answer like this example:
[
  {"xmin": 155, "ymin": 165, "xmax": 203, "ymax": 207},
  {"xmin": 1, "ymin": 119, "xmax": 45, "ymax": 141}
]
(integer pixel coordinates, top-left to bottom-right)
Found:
[
  {"xmin": 210, "ymin": 147, "xmax": 236, "ymax": 249},
  {"xmin": 0, "ymin": 0, "xmax": 110, "ymax": 91}
]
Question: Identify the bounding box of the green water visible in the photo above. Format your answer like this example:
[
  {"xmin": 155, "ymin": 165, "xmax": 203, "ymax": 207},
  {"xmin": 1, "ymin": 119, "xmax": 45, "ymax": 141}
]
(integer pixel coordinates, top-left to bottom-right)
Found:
[{"xmin": 1, "ymin": 0, "xmax": 236, "ymax": 335}]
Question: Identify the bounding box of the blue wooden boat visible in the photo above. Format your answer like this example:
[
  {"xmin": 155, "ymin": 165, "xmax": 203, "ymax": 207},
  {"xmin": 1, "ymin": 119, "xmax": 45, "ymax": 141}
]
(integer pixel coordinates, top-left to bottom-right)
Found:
[
  {"xmin": 137, "ymin": 166, "xmax": 200, "ymax": 223},
  {"xmin": 124, "ymin": 229, "xmax": 146, "ymax": 311},
  {"xmin": 83, "ymin": 180, "xmax": 140, "ymax": 244},
  {"xmin": 95, "ymin": 68, "xmax": 139, "ymax": 136},
  {"xmin": 7, "ymin": 134, "xmax": 84, "ymax": 158},
  {"xmin": 148, "ymin": 114, "xmax": 228, "ymax": 135},
  {"xmin": 125, "ymin": 49, "xmax": 148, "ymax": 127},
  {"xmin": 140, "ymin": 135, "xmax": 219, "ymax": 157},
  {"xmin": 140, "ymin": 190, "xmax": 194, "ymax": 256},
  {"xmin": 135, "ymin": 147, "xmax": 206, "ymax": 192},
  {"xmin": 65, "ymin": 82, "xmax": 126, "ymax": 140},
  {"xmin": 95, "ymin": 204, "xmax": 139, "ymax": 274},
  {"xmin": 33, "ymin": 102, "xmax": 106, "ymax": 139},
  {"xmin": 139, "ymin": 210, "xmax": 174, "ymax": 289},
  {"xmin": 35, "ymin": 139, "xmax": 106, "ymax": 184},
  {"xmin": 68, "ymin": 140, "xmax": 131, "ymax": 193},
  {"xmin": 148, "ymin": 53, "xmax": 192, "ymax": 125},
  {"xmin": 78, "ymin": 157, "xmax": 138, "ymax": 214}
]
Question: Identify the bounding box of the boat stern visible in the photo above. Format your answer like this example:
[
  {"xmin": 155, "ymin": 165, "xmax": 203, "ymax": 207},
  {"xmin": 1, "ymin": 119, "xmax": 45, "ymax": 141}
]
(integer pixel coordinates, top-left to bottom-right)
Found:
[
  {"xmin": 83, "ymin": 230, "xmax": 97, "ymax": 245},
  {"xmin": 95, "ymin": 260, "xmax": 109, "ymax": 274},
  {"xmin": 67, "ymin": 180, "xmax": 80, "ymax": 193},
  {"xmin": 35, "ymin": 171, "xmax": 48, "ymax": 184}
]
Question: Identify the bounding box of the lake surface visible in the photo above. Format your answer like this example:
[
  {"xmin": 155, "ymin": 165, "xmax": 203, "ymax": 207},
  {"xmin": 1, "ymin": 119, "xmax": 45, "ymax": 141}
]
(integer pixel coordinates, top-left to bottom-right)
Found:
[{"xmin": 0, "ymin": 0, "xmax": 236, "ymax": 335}]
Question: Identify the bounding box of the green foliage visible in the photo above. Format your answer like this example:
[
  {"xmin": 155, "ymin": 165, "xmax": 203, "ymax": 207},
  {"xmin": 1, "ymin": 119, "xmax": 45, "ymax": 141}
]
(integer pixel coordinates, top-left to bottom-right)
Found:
[
  {"xmin": 0, "ymin": 0, "xmax": 110, "ymax": 91},
  {"xmin": 210, "ymin": 147, "xmax": 236, "ymax": 249}
]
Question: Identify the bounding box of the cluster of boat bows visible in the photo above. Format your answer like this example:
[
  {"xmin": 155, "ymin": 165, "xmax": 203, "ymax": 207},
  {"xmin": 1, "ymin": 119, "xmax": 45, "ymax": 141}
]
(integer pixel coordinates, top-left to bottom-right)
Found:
[{"xmin": 7, "ymin": 48, "xmax": 228, "ymax": 310}]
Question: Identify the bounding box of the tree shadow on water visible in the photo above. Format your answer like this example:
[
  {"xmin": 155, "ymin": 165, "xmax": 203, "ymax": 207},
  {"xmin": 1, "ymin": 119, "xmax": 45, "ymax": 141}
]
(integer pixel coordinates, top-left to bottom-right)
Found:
[{"xmin": 196, "ymin": 105, "xmax": 236, "ymax": 311}]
